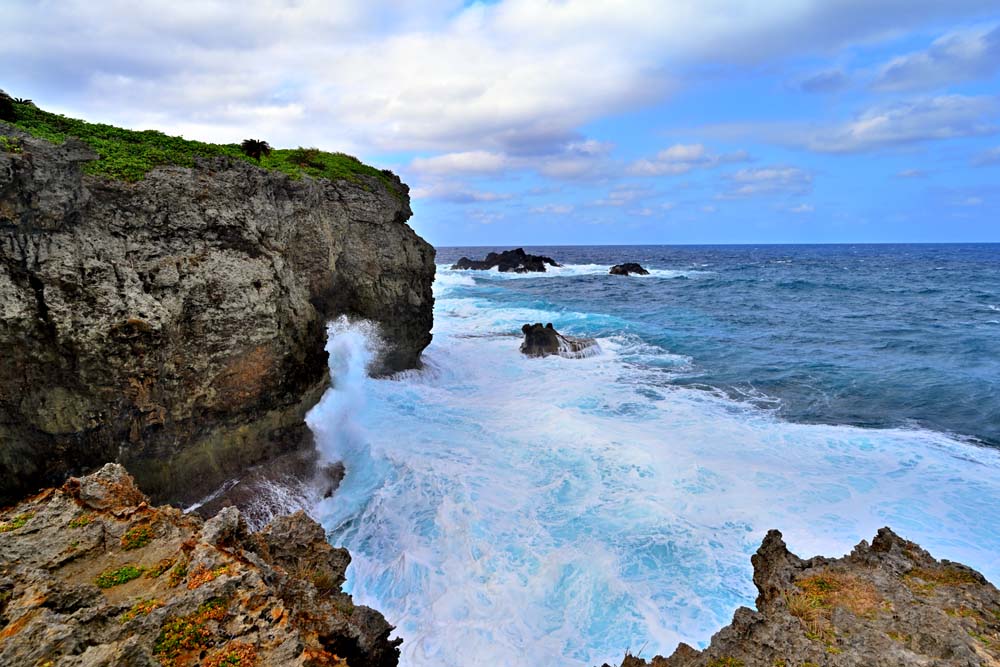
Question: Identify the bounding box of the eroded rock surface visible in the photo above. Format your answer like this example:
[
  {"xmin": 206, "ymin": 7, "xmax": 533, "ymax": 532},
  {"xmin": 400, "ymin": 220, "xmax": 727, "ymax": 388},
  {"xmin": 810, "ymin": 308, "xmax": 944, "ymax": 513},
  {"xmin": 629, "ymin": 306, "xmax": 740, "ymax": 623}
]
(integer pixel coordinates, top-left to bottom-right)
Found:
[
  {"xmin": 609, "ymin": 263, "xmax": 650, "ymax": 276},
  {"xmin": 451, "ymin": 248, "xmax": 559, "ymax": 273},
  {"xmin": 608, "ymin": 528, "xmax": 1000, "ymax": 667},
  {"xmin": 520, "ymin": 323, "xmax": 599, "ymax": 359},
  {"xmin": 0, "ymin": 464, "xmax": 399, "ymax": 667},
  {"xmin": 0, "ymin": 126, "xmax": 435, "ymax": 505}
]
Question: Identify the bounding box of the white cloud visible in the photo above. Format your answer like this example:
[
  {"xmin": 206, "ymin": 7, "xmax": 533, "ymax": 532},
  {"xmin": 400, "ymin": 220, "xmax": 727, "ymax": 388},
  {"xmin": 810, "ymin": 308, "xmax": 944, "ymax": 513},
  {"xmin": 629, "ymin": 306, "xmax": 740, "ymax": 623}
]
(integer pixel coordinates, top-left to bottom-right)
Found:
[
  {"xmin": 722, "ymin": 167, "xmax": 813, "ymax": 197},
  {"xmin": 789, "ymin": 203, "xmax": 815, "ymax": 213},
  {"xmin": 628, "ymin": 208, "xmax": 655, "ymax": 217},
  {"xmin": 411, "ymin": 151, "xmax": 510, "ymax": 175},
  {"xmin": 628, "ymin": 143, "xmax": 749, "ymax": 176},
  {"xmin": 896, "ymin": 168, "xmax": 928, "ymax": 178},
  {"xmin": 593, "ymin": 187, "xmax": 652, "ymax": 206},
  {"xmin": 874, "ymin": 25, "xmax": 1000, "ymax": 92},
  {"xmin": 792, "ymin": 68, "xmax": 849, "ymax": 93},
  {"xmin": 530, "ymin": 204, "xmax": 574, "ymax": 215},
  {"xmin": 411, "ymin": 183, "xmax": 512, "ymax": 203},
  {"xmin": 3, "ymin": 0, "xmax": 996, "ymax": 158},
  {"xmin": 974, "ymin": 146, "xmax": 1000, "ymax": 165}
]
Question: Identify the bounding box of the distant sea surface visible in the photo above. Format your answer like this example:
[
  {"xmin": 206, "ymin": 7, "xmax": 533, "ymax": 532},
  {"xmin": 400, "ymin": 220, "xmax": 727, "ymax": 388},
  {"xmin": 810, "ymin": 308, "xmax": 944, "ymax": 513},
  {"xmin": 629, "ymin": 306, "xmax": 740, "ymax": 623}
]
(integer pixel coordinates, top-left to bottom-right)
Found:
[{"xmin": 310, "ymin": 243, "xmax": 1000, "ymax": 667}]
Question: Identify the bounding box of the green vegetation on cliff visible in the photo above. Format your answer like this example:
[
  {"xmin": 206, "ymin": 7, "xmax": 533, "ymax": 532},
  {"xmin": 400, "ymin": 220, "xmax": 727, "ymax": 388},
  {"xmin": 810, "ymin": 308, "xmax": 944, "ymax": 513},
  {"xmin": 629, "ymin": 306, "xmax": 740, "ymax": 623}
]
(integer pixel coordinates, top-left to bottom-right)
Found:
[{"xmin": 3, "ymin": 97, "xmax": 400, "ymax": 191}]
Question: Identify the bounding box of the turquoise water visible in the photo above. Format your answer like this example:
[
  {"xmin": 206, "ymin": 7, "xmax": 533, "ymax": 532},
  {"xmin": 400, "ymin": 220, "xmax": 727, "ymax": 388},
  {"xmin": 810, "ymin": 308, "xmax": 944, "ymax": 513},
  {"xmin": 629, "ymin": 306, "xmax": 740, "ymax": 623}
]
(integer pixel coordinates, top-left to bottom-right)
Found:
[{"xmin": 310, "ymin": 244, "xmax": 1000, "ymax": 667}]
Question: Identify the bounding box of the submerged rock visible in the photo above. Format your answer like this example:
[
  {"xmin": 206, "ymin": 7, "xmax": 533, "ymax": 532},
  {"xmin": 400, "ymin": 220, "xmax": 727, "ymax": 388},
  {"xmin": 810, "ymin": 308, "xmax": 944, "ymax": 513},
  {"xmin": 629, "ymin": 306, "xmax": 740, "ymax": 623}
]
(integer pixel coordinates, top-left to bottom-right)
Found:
[
  {"xmin": 452, "ymin": 248, "xmax": 560, "ymax": 273},
  {"xmin": 0, "ymin": 125, "xmax": 435, "ymax": 507},
  {"xmin": 610, "ymin": 262, "xmax": 650, "ymax": 276},
  {"xmin": 606, "ymin": 528, "xmax": 1000, "ymax": 667},
  {"xmin": 520, "ymin": 323, "xmax": 600, "ymax": 359},
  {"xmin": 0, "ymin": 464, "xmax": 400, "ymax": 667}
]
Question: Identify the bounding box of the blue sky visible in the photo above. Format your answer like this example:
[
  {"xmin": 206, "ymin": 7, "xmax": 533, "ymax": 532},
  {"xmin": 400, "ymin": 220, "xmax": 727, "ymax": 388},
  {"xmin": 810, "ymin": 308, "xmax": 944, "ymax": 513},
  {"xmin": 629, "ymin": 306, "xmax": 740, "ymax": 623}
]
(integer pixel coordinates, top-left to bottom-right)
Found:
[{"xmin": 3, "ymin": 1, "xmax": 1000, "ymax": 245}]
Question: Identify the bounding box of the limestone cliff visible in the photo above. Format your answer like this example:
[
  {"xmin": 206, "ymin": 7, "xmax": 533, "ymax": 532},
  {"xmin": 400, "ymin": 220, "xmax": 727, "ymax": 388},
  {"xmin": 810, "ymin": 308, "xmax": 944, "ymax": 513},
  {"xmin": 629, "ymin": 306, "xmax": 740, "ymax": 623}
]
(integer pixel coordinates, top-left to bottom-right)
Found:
[
  {"xmin": 610, "ymin": 529, "xmax": 1000, "ymax": 667},
  {"xmin": 0, "ymin": 121, "xmax": 435, "ymax": 506},
  {"xmin": 0, "ymin": 464, "xmax": 399, "ymax": 666}
]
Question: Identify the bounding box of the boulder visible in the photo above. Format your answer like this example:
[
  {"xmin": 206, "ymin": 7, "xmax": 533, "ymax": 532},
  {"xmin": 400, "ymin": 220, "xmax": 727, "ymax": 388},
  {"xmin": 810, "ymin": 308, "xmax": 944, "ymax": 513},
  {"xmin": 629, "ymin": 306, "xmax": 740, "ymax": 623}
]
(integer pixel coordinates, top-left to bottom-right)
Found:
[
  {"xmin": 452, "ymin": 248, "xmax": 560, "ymax": 273},
  {"xmin": 609, "ymin": 262, "xmax": 650, "ymax": 276},
  {"xmin": 520, "ymin": 323, "xmax": 600, "ymax": 359}
]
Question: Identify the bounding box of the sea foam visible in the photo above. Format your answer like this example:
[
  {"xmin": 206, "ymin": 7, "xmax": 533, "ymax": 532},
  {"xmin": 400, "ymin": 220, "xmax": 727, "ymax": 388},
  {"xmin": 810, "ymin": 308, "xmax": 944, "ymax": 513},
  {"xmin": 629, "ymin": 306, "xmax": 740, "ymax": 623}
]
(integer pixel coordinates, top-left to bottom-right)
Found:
[{"xmin": 310, "ymin": 268, "xmax": 1000, "ymax": 667}]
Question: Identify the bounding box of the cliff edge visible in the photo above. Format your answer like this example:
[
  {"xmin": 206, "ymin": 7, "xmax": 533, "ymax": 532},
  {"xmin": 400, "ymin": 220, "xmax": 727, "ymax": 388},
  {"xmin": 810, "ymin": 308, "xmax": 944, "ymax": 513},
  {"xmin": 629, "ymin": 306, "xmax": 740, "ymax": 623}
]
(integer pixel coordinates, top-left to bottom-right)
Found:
[
  {"xmin": 0, "ymin": 97, "xmax": 435, "ymax": 506},
  {"xmin": 610, "ymin": 529, "xmax": 1000, "ymax": 667},
  {"xmin": 0, "ymin": 463, "xmax": 398, "ymax": 666}
]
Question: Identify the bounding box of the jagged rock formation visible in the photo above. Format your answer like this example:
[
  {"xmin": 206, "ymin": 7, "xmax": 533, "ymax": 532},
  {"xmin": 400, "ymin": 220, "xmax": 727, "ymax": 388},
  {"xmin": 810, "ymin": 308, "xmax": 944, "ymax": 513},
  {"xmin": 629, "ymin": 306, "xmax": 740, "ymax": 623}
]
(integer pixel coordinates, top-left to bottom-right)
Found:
[
  {"xmin": 609, "ymin": 528, "xmax": 1000, "ymax": 667},
  {"xmin": 520, "ymin": 323, "xmax": 599, "ymax": 359},
  {"xmin": 0, "ymin": 125, "xmax": 435, "ymax": 506},
  {"xmin": 609, "ymin": 263, "xmax": 649, "ymax": 276},
  {"xmin": 451, "ymin": 247, "xmax": 560, "ymax": 273},
  {"xmin": 0, "ymin": 464, "xmax": 399, "ymax": 667}
]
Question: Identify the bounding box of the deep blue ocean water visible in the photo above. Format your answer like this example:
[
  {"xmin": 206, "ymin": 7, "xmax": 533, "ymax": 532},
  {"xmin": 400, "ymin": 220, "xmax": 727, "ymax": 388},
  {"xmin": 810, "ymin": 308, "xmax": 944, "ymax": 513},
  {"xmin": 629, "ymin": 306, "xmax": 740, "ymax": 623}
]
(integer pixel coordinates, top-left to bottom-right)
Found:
[
  {"xmin": 307, "ymin": 244, "xmax": 1000, "ymax": 667},
  {"xmin": 435, "ymin": 244, "xmax": 1000, "ymax": 447}
]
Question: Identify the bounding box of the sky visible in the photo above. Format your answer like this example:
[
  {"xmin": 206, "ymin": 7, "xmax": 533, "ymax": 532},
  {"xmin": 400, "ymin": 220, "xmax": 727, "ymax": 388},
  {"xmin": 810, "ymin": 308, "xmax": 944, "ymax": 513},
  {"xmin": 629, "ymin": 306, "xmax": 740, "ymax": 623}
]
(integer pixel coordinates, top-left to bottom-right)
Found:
[{"xmin": 3, "ymin": 1, "xmax": 1000, "ymax": 246}]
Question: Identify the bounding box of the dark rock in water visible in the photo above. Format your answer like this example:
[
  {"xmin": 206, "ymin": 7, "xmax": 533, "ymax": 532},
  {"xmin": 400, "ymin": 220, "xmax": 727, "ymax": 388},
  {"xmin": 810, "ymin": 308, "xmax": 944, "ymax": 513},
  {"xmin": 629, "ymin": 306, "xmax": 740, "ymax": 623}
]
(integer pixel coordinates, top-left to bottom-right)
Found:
[
  {"xmin": 0, "ymin": 126, "xmax": 435, "ymax": 507},
  {"xmin": 609, "ymin": 262, "xmax": 650, "ymax": 276},
  {"xmin": 452, "ymin": 247, "xmax": 560, "ymax": 273},
  {"xmin": 520, "ymin": 323, "xmax": 600, "ymax": 358},
  {"xmin": 0, "ymin": 464, "xmax": 401, "ymax": 667},
  {"xmin": 603, "ymin": 527, "xmax": 1000, "ymax": 667}
]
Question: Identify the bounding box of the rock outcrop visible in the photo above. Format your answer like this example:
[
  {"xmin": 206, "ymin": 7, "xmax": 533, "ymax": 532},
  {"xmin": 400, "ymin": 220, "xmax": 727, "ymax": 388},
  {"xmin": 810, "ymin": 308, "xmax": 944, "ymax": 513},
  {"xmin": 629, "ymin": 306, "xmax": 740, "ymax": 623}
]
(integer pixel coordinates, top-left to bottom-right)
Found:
[
  {"xmin": 0, "ymin": 125, "xmax": 435, "ymax": 506},
  {"xmin": 609, "ymin": 263, "xmax": 650, "ymax": 276},
  {"xmin": 520, "ymin": 323, "xmax": 599, "ymax": 359},
  {"xmin": 451, "ymin": 248, "xmax": 560, "ymax": 273},
  {"xmin": 0, "ymin": 464, "xmax": 400, "ymax": 667},
  {"xmin": 608, "ymin": 528, "xmax": 1000, "ymax": 667}
]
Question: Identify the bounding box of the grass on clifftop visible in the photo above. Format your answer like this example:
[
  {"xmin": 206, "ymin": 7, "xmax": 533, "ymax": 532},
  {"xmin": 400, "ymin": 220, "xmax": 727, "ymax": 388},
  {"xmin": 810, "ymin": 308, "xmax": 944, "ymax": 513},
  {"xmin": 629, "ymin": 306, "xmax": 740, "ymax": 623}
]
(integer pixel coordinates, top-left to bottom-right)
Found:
[{"xmin": 4, "ymin": 99, "xmax": 401, "ymax": 193}]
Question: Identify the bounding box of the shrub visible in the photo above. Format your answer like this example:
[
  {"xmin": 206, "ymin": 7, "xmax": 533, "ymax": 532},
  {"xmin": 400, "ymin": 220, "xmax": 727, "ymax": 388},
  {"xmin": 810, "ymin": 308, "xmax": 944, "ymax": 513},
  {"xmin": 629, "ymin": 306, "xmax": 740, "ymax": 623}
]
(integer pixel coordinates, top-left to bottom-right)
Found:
[
  {"xmin": 121, "ymin": 525, "xmax": 154, "ymax": 550},
  {"xmin": 96, "ymin": 564, "xmax": 145, "ymax": 588},
  {"xmin": 68, "ymin": 514, "xmax": 93, "ymax": 528},
  {"xmin": 0, "ymin": 513, "xmax": 33, "ymax": 532},
  {"xmin": 154, "ymin": 598, "xmax": 228, "ymax": 664}
]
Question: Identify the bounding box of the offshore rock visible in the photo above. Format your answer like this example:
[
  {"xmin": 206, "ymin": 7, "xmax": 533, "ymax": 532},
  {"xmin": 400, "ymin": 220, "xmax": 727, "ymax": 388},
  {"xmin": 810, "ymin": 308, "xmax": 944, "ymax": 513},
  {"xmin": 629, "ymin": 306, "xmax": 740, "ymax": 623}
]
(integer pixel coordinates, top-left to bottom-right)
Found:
[
  {"xmin": 451, "ymin": 247, "xmax": 560, "ymax": 273},
  {"xmin": 0, "ymin": 464, "xmax": 401, "ymax": 667},
  {"xmin": 520, "ymin": 323, "xmax": 600, "ymax": 359},
  {"xmin": 0, "ymin": 127, "xmax": 435, "ymax": 506},
  {"xmin": 607, "ymin": 528, "xmax": 1000, "ymax": 667},
  {"xmin": 609, "ymin": 262, "xmax": 650, "ymax": 276}
]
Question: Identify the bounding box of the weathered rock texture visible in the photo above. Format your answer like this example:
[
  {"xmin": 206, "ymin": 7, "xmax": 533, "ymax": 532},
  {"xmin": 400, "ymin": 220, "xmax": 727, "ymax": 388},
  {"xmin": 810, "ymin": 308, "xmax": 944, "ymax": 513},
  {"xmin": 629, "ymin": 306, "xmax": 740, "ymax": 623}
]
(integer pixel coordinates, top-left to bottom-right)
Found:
[
  {"xmin": 0, "ymin": 126, "xmax": 435, "ymax": 505},
  {"xmin": 0, "ymin": 464, "xmax": 399, "ymax": 667},
  {"xmin": 609, "ymin": 263, "xmax": 649, "ymax": 276},
  {"xmin": 451, "ymin": 247, "xmax": 559, "ymax": 273},
  {"xmin": 609, "ymin": 528, "xmax": 1000, "ymax": 667},
  {"xmin": 520, "ymin": 322, "xmax": 600, "ymax": 359}
]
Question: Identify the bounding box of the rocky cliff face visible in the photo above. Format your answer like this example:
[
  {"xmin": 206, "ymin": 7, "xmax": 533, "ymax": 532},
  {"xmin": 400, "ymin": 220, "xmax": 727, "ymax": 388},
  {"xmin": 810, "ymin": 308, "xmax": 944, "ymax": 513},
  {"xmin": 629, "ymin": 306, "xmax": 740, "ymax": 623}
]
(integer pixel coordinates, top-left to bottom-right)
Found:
[
  {"xmin": 0, "ymin": 464, "xmax": 399, "ymax": 666},
  {"xmin": 611, "ymin": 529, "xmax": 1000, "ymax": 667},
  {"xmin": 0, "ymin": 126, "xmax": 435, "ymax": 506}
]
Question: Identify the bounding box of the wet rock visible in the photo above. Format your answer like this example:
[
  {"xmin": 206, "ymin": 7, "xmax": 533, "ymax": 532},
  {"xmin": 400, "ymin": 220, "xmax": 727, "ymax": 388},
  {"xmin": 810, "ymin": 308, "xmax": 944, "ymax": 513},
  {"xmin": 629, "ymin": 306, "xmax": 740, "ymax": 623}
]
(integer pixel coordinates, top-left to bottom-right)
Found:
[
  {"xmin": 610, "ymin": 262, "xmax": 650, "ymax": 276},
  {"xmin": 452, "ymin": 247, "xmax": 560, "ymax": 273},
  {"xmin": 0, "ymin": 127, "xmax": 435, "ymax": 507},
  {"xmin": 606, "ymin": 527, "xmax": 1000, "ymax": 667},
  {"xmin": 520, "ymin": 323, "xmax": 600, "ymax": 359},
  {"xmin": 0, "ymin": 466, "xmax": 400, "ymax": 667}
]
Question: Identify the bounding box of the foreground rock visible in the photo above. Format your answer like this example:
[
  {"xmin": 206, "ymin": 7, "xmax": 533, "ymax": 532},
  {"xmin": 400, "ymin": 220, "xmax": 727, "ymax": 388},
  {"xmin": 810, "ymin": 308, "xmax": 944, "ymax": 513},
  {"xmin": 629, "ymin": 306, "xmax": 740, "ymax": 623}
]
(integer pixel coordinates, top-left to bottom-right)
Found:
[
  {"xmin": 451, "ymin": 248, "xmax": 560, "ymax": 273},
  {"xmin": 608, "ymin": 528, "xmax": 1000, "ymax": 667},
  {"xmin": 0, "ymin": 125, "xmax": 435, "ymax": 506},
  {"xmin": 0, "ymin": 464, "xmax": 399, "ymax": 667},
  {"xmin": 609, "ymin": 263, "xmax": 650, "ymax": 276},
  {"xmin": 520, "ymin": 323, "xmax": 600, "ymax": 359}
]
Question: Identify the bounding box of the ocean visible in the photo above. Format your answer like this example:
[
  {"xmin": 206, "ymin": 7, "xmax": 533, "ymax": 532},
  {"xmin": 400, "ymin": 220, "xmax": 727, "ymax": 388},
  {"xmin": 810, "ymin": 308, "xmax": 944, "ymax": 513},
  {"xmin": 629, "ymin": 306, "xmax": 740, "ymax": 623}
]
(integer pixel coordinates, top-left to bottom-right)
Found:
[{"xmin": 308, "ymin": 244, "xmax": 1000, "ymax": 667}]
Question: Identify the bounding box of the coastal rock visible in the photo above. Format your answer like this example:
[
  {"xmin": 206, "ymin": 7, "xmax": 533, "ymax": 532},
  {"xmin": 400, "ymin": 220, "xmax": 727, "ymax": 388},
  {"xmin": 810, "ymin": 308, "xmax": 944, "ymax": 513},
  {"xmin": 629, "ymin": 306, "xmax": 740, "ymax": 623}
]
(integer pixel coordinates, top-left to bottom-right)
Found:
[
  {"xmin": 0, "ymin": 464, "xmax": 400, "ymax": 667},
  {"xmin": 609, "ymin": 262, "xmax": 650, "ymax": 276},
  {"xmin": 451, "ymin": 247, "xmax": 560, "ymax": 273},
  {"xmin": 520, "ymin": 323, "xmax": 600, "ymax": 359},
  {"xmin": 0, "ymin": 127, "xmax": 435, "ymax": 506},
  {"xmin": 606, "ymin": 528, "xmax": 1000, "ymax": 667}
]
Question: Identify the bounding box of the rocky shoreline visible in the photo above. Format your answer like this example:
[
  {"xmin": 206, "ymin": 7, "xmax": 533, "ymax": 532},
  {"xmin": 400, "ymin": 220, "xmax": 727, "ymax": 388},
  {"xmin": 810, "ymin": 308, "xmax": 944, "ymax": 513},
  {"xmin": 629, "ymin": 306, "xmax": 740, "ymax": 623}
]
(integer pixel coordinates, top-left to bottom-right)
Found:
[
  {"xmin": 0, "ymin": 121, "xmax": 435, "ymax": 507},
  {"xmin": 609, "ymin": 529, "xmax": 1000, "ymax": 667},
  {"xmin": 0, "ymin": 464, "xmax": 399, "ymax": 666}
]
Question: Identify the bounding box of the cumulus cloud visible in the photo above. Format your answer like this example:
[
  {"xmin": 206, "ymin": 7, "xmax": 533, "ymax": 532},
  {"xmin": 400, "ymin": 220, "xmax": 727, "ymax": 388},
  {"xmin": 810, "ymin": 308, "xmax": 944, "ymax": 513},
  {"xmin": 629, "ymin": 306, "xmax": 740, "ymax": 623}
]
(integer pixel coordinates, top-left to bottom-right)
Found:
[
  {"xmin": 628, "ymin": 143, "xmax": 749, "ymax": 176},
  {"xmin": 410, "ymin": 151, "xmax": 510, "ymax": 176},
  {"xmin": 3, "ymin": 0, "xmax": 996, "ymax": 158},
  {"xmin": 973, "ymin": 146, "xmax": 1000, "ymax": 165},
  {"xmin": 792, "ymin": 69, "xmax": 849, "ymax": 93},
  {"xmin": 410, "ymin": 183, "xmax": 512, "ymax": 203},
  {"xmin": 874, "ymin": 25, "xmax": 1000, "ymax": 92},
  {"xmin": 721, "ymin": 167, "xmax": 813, "ymax": 198},
  {"xmin": 789, "ymin": 203, "xmax": 815, "ymax": 213},
  {"xmin": 530, "ymin": 204, "xmax": 574, "ymax": 215}
]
